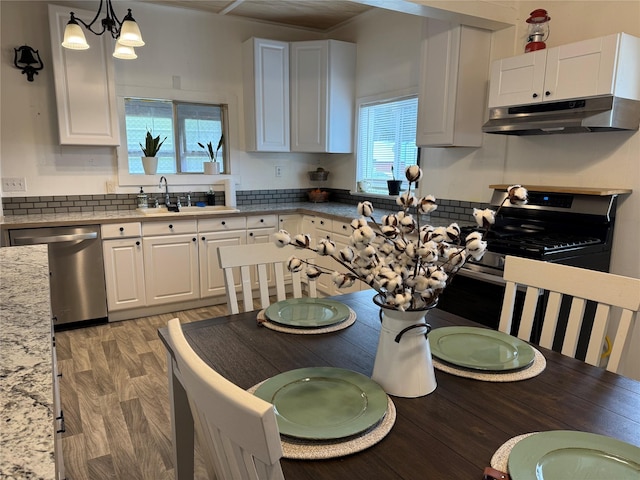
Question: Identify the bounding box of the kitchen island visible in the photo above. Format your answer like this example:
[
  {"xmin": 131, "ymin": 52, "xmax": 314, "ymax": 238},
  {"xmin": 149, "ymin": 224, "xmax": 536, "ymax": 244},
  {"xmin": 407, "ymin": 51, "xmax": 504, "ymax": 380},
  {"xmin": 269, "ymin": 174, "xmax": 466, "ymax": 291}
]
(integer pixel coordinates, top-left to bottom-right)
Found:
[{"xmin": 0, "ymin": 244, "xmax": 57, "ymax": 479}]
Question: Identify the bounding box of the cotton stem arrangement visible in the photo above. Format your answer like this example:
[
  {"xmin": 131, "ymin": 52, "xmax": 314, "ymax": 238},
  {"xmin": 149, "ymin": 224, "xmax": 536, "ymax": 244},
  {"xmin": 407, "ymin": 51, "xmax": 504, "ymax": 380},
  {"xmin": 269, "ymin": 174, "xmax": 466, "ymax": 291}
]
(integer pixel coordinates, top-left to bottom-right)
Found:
[{"xmin": 274, "ymin": 166, "xmax": 528, "ymax": 311}]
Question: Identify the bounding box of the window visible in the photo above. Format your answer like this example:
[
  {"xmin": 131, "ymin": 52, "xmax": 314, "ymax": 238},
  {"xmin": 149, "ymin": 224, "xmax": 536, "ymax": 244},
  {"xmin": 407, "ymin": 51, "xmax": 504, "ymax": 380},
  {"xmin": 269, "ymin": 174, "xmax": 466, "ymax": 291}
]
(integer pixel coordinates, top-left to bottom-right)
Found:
[
  {"xmin": 124, "ymin": 98, "xmax": 228, "ymax": 175},
  {"xmin": 356, "ymin": 96, "xmax": 419, "ymax": 194}
]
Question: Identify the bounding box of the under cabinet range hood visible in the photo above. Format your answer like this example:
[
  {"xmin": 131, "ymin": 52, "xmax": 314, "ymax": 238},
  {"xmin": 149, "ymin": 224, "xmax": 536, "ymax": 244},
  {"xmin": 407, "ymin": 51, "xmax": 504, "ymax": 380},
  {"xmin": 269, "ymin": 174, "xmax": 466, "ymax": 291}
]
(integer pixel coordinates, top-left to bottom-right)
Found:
[{"xmin": 482, "ymin": 95, "xmax": 640, "ymax": 135}]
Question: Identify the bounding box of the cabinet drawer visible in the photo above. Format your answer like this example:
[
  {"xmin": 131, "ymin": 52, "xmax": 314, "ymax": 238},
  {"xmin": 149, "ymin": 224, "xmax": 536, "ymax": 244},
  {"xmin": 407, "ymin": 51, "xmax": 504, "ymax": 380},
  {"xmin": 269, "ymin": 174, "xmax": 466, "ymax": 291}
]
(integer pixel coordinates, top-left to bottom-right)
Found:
[
  {"xmin": 101, "ymin": 222, "xmax": 142, "ymax": 239},
  {"xmin": 198, "ymin": 216, "xmax": 247, "ymax": 233},
  {"xmin": 247, "ymin": 214, "xmax": 277, "ymax": 229},
  {"xmin": 143, "ymin": 220, "xmax": 197, "ymax": 236},
  {"xmin": 333, "ymin": 220, "xmax": 352, "ymax": 235},
  {"xmin": 316, "ymin": 217, "xmax": 332, "ymax": 231}
]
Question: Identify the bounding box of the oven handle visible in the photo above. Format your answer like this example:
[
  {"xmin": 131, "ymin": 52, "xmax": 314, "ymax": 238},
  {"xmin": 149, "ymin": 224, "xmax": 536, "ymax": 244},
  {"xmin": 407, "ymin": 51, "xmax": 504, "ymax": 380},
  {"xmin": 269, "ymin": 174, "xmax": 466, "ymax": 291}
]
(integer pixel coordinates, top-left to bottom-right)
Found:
[{"xmin": 459, "ymin": 268, "xmax": 506, "ymax": 286}]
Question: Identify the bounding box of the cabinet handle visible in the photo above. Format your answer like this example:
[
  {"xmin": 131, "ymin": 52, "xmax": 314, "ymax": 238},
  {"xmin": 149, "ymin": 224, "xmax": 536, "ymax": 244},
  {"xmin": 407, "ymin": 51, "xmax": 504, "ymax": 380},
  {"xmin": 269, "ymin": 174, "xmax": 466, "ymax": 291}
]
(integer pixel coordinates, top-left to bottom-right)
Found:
[
  {"xmin": 532, "ymin": 93, "xmax": 538, "ymax": 98},
  {"xmin": 169, "ymin": 224, "xmax": 173, "ymax": 229},
  {"xmin": 545, "ymin": 91, "xmax": 551, "ymax": 96},
  {"xmin": 192, "ymin": 237, "xmax": 196, "ymax": 242},
  {"xmin": 136, "ymin": 241, "xmax": 140, "ymax": 246},
  {"xmin": 201, "ymin": 236, "xmax": 206, "ymax": 241},
  {"xmin": 119, "ymin": 227, "xmax": 124, "ymax": 232},
  {"xmin": 222, "ymin": 221, "xmax": 226, "ymax": 225},
  {"xmin": 342, "ymin": 225, "xmax": 347, "ymax": 230},
  {"xmin": 260, "ymin": 218, "xmax": 264, "ymax": 223},
  {"xmin": 249, "ymin": 232, "xmax": 254, "ymax": 237}
]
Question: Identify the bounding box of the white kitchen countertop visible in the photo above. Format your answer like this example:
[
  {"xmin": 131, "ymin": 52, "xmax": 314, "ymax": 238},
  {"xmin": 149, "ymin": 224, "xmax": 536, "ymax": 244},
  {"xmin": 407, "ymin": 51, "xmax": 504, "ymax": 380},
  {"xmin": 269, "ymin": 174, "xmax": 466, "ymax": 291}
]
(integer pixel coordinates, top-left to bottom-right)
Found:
[{"xmin": 0, "ymin": 244, "xmax": 55, "ymax": 479}]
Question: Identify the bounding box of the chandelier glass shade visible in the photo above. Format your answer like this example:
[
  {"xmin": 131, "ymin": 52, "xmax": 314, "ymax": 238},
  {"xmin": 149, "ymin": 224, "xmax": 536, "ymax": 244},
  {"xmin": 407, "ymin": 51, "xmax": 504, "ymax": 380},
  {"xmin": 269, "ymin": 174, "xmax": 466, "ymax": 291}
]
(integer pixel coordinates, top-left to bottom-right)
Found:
[{"xmin": 61, "ymin": 1, "xmax": 144, "ymax": 59}]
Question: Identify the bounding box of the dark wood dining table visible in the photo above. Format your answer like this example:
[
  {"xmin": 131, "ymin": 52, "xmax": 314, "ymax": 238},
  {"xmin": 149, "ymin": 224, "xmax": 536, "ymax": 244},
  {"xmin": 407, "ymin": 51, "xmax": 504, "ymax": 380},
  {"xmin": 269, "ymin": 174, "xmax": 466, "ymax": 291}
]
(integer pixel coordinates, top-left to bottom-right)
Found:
[{"xmin": 158, "ymin": 289, "xmax": 640, "ymax": 479}]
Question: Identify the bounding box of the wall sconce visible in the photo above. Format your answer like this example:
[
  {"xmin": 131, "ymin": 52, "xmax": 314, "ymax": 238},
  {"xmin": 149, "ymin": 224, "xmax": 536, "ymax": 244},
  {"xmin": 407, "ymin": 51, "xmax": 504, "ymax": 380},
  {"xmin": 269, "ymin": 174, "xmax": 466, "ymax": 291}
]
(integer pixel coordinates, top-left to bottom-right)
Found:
[{"xmin": 14, "ymin": 45, "xmax": 44, "ymax": 82}]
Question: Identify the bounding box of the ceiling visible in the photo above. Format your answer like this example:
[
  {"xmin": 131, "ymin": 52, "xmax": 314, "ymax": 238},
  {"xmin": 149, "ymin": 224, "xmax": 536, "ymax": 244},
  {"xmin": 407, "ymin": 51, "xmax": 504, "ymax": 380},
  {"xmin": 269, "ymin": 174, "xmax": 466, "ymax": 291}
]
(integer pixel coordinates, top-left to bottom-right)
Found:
[{"xmin": 137, "ymin": 0, "xmax": 376, "ymax": 31}]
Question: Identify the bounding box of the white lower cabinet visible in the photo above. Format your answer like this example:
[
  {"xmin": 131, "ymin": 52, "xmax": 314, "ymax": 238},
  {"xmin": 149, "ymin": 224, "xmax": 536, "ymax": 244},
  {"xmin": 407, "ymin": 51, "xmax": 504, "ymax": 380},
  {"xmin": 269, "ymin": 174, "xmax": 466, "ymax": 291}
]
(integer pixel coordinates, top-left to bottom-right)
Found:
[
  {"xmin": 102, "ymin": 238, "xmax": 146, "ymax": 311},
  {"xmin": 331, "ymin": 220, "xmax": 360, "ymax": 295},
  {"xmin": 198, "ymin": 217, "xmax": 247, "ymax": 298},
  {"xmin": 142, "ymin": 221, "xmax": 199, "ymax": 306},
  {"xmin": 102, "ymin": 223, "xmax": 146, "ymax": 311}
]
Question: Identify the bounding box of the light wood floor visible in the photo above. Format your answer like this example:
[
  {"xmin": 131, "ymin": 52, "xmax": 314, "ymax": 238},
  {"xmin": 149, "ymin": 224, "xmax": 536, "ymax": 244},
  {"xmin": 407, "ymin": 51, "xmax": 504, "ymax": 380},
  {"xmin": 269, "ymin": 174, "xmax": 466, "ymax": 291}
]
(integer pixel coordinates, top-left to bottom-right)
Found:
[{"xmin": 55, "ymin": 305, "xmax": 228, "ymax": 480}]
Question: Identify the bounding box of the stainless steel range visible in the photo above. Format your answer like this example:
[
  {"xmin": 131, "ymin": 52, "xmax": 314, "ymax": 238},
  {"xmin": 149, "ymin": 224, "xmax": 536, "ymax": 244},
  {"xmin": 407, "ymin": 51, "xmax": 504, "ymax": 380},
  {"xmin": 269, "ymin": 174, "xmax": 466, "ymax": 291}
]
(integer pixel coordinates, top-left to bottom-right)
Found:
[{"xmin": 437, "ymin": 184, "xmax": 630, "ymax": 350}]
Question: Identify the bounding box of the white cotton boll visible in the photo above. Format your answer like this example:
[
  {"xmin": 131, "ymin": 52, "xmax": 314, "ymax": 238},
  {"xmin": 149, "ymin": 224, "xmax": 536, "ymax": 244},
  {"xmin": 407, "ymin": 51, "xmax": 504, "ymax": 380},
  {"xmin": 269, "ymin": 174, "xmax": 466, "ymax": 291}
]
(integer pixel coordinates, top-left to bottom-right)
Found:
[
  {"xmin": 305, "ymin": 266, "xmax": 322, "ymax": 279},
  {"xmin": 287, "ymin": 256, "xmax": 303, "ymax": 272},
  {"xmin": 361, "ymin": 245, "xmax": 377, "ymax": 259},
  {"xmin": 332, "ymin": 271, "xmax": 356, "ymax": 288},
  {"xmin": 357, "ymin": 201, "xmax": 374, "ymax": 217},
  {"xmin": 508, "ymin": 185, "xmax": 528, "ymax": 205},
  {"xmin": 274, "ymin": 230, "xmax": 291, "ymax": 247},
  {"xmin": 466, "ymin": 238, "xmax": 487, "ymax": 260},
  {"xmin": 382, "ymin": 214, "xmax": 398, "ymax": 226},
  {"xmin": 405, "ymin": 165, "xmax": 423, "ymax": 182},
  {"xmin": 393, "ymin": 238, "xmax": 408, "ymax": 253},
  {"xmin": 396, "ymin": 192, "xmax": 416, "ymax": 208},
  {"xmin": 445, "ymin": 223, "xmax": 461, "ymax": 242},
  {"xmin": 410, "ymin": 275, "xmax": 430, "ymax": 292},
  {"xmin": 429, "ymin": 226, "xmax": 447, "ymax": 243},
  {"xmin": 446, "ymin": 248, "xmax": 466, "ymax": 266},
  {"xmin": 427, "ymin": 269, "xmax": 448, "ymax": 290},
  {"xmin": 292, "ymin": 233, "xmax": 310, "ymax": 248},
  {"xmin": 465, "ymin": 231, "xmax": 483, "ymax": 243},
  {"xmin": 351, "ymin": 217, "xmax": 368, "ymax": 230},
  {"xmin": 473, "ymin": 208, "xmax": 496, "ymax": 228},
  {"xmin": 418, "ymin": 195, "xmax": 437, "ymax": 214},
  {"xmin": 399, "ymin": 215, "xmax": 416, "ymax": 233},
  {"xmin": 381, "ymin": 225, "xmax": 399, "ymax": 239},
  {"xmin": 317, "ymin": 239, "xmax": 336, "ymax": 256},
  {"xmin": 339, "ymin": 246, "xmax": 355, "ymax": 262},
  {"xmin": 393, "ymin": 292, "xmax": 412, "ymax": 311}
]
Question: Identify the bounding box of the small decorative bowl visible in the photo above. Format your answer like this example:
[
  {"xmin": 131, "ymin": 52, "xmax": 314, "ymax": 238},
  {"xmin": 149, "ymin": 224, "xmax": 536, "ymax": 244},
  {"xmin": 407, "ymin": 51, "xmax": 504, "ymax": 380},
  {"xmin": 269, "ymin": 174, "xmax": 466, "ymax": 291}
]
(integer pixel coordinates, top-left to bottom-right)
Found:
[
  {"xmin": 309, "ymin": 169, "xmax": 329, "ymax": 181},
  {"xmin": 308, "ymin": 190, "xmax": 329, "ymax": 203}
]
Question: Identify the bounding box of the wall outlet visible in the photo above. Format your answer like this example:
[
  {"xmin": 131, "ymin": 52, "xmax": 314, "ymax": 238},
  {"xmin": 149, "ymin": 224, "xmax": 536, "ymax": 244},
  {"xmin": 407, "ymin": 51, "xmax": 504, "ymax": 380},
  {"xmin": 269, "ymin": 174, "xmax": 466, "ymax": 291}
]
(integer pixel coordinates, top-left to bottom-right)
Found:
[
  {"xmin": 106, "ymin": 180, "xmax": 116, "ymax": 193},
  {"xmin": 275, "ymin": 166, "xmax": 283, "ymax": 177},
  {"xmin": 2, "ymin": 177, "xmax": 27, "ymax": 192}
]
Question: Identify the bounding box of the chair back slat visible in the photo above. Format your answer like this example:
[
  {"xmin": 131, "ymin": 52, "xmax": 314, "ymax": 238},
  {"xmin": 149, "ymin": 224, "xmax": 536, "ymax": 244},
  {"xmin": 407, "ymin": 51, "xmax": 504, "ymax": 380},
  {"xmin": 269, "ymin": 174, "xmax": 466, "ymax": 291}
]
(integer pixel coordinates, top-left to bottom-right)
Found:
[
  {"xmin": 500, "ymin": 255, "xmax": 640, "ymax": 373},
  {"xmin": 166, "ymin": 318, "xmax": 285, "ymax": 480},
  {"xmin": 217, "ymin": 242, "xmax": 317, "ymax": 313}
]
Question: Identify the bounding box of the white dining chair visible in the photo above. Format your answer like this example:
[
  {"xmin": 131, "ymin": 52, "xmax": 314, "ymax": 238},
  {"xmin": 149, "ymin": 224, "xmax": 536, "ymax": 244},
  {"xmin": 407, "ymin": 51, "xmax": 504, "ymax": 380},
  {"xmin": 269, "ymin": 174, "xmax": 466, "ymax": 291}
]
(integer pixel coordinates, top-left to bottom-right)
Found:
[
  {"xmin": 498, "ymin": 255, "xmax": 640, "ymax": 373},
  {"xmin": 217, "ymin": 242, "xmax": 317, "ymax": 314},
  {"xmin": 166, "ymin": 318, "xmax": 284, "ymax": 480}
]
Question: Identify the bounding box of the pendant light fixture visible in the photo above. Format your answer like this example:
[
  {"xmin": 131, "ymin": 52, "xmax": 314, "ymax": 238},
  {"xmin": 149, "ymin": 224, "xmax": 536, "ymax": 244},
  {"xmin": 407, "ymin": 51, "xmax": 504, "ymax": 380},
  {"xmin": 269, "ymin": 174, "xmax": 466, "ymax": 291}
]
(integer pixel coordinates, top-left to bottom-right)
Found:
[{"xmin": 61, "ymin": 1, "xmax": 144, "ymax": 59}]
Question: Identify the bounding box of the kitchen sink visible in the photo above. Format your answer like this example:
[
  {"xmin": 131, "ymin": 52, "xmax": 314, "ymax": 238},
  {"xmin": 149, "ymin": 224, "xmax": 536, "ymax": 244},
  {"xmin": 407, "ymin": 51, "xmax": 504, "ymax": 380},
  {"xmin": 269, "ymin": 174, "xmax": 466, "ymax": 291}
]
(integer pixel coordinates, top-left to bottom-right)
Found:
[{"xmin": 137, "ymin": 205, "xmax": 240, "ymax": 216}]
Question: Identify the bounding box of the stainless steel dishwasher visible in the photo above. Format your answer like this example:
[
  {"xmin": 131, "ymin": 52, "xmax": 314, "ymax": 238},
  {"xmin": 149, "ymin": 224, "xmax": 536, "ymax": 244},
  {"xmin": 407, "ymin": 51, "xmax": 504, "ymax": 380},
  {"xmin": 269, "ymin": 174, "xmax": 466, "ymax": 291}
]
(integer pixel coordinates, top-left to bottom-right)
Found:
[{"xmin": 9, "ymin": 226, "xmax": 108, "ymax": 328}]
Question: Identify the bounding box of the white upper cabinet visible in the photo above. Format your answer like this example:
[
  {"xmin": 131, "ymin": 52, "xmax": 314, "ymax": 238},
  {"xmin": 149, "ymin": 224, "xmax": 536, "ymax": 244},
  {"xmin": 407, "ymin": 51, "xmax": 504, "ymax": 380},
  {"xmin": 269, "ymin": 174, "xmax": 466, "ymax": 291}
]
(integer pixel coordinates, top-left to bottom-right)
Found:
[
  {"xmin": 417, "ymin": 19, "xmax": 491, "ymax": 147},
  {"xmin": 488, "ymin": 33, "xmax": 640, "ymax": 108},
  {"xmin": 48, "ymin": 5, "xmax": 120, "ymax": 146},
  {"xmin": 290, "ymin": 40, "xmax": 356, "ymax": 153},
  {"xmin": 243, "ymin": 38, "xmax": 291, "ymax": 152}
]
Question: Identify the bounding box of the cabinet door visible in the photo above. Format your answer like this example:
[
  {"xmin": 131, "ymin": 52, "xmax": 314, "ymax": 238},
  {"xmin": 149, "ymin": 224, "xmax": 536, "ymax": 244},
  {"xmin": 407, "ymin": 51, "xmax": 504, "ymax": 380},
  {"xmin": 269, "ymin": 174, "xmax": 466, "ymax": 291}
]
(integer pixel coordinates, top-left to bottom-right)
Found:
[
  {"xmin": 143, "ymin": 234, "xmax": 199, "ymax": 305},
  {"xmin": 291, "ymin": 41, "xmax": 327, "ymax": 152},
  {"xmin": 199, "ymin": 230, "xmax": 247, "ymax": 298},
  {"xmin": 418, "ymin": 20, "xmax": 491, "ymax": 146},
  {"xmin": 488, "ymin": 50, "xmax": 547, "ymax": 108},
  {"xmin": 248, "ymin": 226, "xmax": 278, "ymax": 287},
  {"xmin": 48, "ymin": 5, "xmax": 120, "ymax": 145},
  {"xmin": 243, "ymin": 38, "xmax": 290, "ymax": 152},
  {"xmin": 103, "ymin": 238, "xmax": 146, "ymax": 311},
  {"xmin": 544, "ymin": 34, "xmax": 619, "ymax": 102},
  {"xmin": 290, "ymin": 40, "xmax": 356, "ymax": 153},
  {"xmin": 278, "ymin": 214, "xmax": 303, "ymax": 235}
]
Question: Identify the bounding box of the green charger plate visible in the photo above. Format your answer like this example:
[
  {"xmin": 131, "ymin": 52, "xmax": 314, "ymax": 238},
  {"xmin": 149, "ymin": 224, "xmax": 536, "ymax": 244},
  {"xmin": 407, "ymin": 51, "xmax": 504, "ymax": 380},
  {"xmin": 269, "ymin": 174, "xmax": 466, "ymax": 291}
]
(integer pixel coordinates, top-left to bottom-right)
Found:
[
  {"xmin": 253, "ymin": 367, "xmax": 388, "ymax": 440},
  {"xmin": 508, "ymin": 431, "xmax": 640, "ymax": 479},
  {"xmin": 429, "ymin": 326, "xmax": 535, "ymax": 372},
  {"xmin": 264, "ymin": 298, "xmax": 350, "ymax": 328}
]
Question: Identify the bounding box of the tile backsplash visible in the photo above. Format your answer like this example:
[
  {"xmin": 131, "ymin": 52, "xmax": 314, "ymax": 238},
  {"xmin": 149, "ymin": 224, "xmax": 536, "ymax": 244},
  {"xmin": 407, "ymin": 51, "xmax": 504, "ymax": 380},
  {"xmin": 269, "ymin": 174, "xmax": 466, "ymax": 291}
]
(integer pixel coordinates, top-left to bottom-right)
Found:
[{"xmin": 1, "ymin": 188, "xmax": 487, "ymax": 221}]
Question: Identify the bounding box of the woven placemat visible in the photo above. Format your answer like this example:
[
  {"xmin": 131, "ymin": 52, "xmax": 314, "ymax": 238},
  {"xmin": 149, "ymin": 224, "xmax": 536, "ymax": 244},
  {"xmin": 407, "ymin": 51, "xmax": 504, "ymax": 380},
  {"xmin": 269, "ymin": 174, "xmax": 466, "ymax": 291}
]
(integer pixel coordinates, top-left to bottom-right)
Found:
[
  {"xmin": 257, "ymin": 306, "xmax": 356, "ymax": 334},
  {"xmin": 490, "ymin": 432, "xmax": 538, "ymax": 472},
  {"xmin": 247, "ymin": 383, "xmax": 396, "ymax": 460},
  {"xmin": 433, "ymin": 347, "xmax": 546, "ymax": 382}
]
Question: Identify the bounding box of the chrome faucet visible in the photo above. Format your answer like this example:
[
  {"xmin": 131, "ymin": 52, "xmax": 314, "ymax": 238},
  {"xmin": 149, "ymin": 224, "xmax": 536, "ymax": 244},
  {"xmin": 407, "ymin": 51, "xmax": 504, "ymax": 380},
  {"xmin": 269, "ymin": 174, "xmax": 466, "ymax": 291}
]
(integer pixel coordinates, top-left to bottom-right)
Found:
[{"xmin": 159, "ymin": 176, "xmax": 170, "ymax": 206}]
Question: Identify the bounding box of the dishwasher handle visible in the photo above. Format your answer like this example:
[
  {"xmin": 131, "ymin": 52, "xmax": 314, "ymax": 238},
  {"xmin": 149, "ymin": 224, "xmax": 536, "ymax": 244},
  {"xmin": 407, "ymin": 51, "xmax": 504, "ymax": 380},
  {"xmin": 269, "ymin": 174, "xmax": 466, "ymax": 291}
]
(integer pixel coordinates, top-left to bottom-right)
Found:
[{"xmin": 12, "ymin": 232, "xmax": 98, "ymax": 245}]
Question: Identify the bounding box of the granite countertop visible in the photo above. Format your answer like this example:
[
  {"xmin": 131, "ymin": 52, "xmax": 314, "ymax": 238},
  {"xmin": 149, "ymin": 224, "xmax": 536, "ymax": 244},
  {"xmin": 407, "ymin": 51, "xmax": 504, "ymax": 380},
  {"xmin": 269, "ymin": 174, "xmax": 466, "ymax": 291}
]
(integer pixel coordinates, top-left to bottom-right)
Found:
[
  {"xmin": 0, "ymin": 245, "xmax": 55, "ymax": 479},
  {"xmin": 0, "ymin": 201, "xmax": 467, "ymax": 230}
]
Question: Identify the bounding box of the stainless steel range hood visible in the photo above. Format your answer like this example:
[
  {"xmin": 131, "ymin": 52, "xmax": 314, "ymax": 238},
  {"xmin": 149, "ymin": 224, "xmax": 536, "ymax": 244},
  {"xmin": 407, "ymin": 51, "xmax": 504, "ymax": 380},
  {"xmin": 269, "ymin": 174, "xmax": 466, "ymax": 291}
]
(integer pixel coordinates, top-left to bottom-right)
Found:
[{"xmin": 482, "ymin": 95, "xmax": 640, "ymax": 135}]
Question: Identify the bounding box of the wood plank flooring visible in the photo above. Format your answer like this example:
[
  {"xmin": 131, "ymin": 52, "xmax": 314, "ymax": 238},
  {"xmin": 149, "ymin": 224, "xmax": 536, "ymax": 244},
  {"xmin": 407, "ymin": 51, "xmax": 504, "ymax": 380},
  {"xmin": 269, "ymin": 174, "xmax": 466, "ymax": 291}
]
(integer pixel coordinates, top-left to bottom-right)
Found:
[{"xmin": 55, "ymin": 305, "xmax": 228, "ymax": 480}]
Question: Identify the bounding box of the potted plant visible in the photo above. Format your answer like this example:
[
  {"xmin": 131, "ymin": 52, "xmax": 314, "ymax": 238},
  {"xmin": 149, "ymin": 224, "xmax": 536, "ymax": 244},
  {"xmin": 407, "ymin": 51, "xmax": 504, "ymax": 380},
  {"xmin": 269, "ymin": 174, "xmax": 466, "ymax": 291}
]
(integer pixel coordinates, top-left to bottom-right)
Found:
[
  {"xmin": 387, "ymin": 166, "xmax": 403, "ymax": 195},
  {"xmin": 198, "ymin": 134, "xmax": 224, "ymax": 175},
  {"xmin": 140, "ymin": 130, "xmax": 167, "ymax": 175}
]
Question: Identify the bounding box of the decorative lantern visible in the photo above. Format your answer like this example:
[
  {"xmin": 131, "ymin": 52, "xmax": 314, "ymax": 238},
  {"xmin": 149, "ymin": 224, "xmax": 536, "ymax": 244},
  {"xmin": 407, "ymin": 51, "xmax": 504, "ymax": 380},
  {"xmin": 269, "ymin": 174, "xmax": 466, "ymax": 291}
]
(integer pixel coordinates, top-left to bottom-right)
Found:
[{"xmin": 525, "ymin": 9, "xmax": 551, "ymax": 53}]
